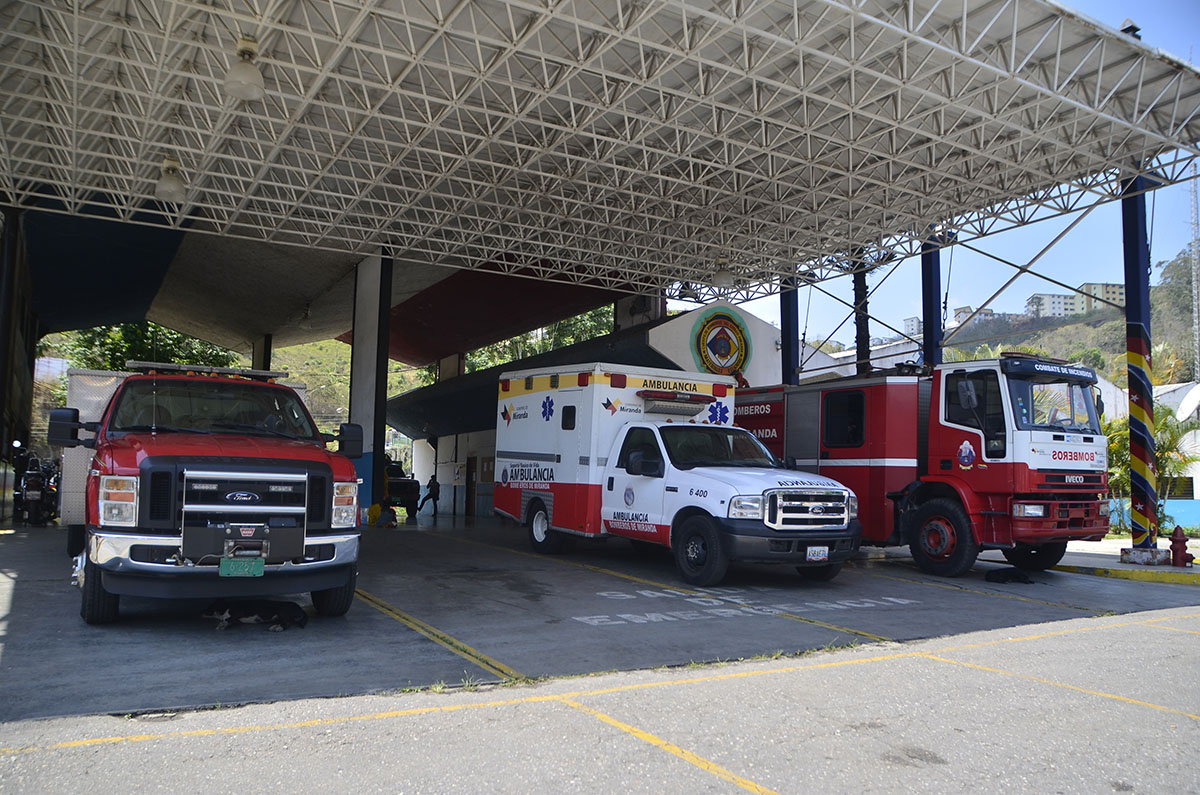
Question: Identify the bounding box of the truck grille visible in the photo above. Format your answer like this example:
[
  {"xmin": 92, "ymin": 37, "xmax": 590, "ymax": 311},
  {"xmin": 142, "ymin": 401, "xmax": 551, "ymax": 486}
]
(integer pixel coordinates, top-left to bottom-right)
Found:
[
  {"xmin": 765, "ymin": 490, "xmax": 849, "ymax": 531},
  {"xmin": 181, "ymin": 469, "xmax": 308, "ymax": 529},
  {"xmin": 137, "ymin": 457, "xmax": 335, "ymax": 534}
]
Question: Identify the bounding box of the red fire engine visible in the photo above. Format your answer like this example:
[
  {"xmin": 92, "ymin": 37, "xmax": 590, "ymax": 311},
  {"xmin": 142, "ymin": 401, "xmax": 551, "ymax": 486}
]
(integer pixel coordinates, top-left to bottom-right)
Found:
[{"xmin": 735, "ymin": 355, "xmax": 1109, "ymax": 575}]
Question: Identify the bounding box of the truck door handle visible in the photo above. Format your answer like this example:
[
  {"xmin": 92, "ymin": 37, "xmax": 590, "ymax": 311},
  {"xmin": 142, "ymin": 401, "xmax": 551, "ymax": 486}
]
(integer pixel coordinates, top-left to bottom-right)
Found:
[
  {"xmin": 607, "ymin": 477, "xmax": 613, "ymax": 491},
  {"xmin": 820, "ymin": 451, "xmax": 830, "ymax": 459}
]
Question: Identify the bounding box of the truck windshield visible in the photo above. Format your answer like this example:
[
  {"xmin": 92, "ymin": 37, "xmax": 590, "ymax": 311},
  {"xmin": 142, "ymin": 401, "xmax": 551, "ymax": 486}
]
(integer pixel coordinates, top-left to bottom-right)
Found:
[
  {"xmin": 660, "ymin": 426, "xmax": 778, "ymax": 469},
  {"xmin": 1006, "ymin": 377, "xmax": 1101, "ymax": 434},
  {"xmin": 110, "ymin": 379, "xmax": 320, "ymax": 441}
]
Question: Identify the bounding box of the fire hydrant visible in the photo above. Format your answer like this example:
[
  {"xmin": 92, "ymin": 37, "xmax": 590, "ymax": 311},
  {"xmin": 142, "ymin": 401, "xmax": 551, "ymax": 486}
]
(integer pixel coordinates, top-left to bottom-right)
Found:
[{"xmin": 1169, "ymin": 526, "xmax": 1195, "ymax": 568}]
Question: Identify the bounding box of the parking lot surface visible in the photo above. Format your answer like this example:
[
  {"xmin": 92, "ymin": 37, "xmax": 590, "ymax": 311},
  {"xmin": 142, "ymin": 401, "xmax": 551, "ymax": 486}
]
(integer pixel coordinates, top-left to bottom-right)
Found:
[{"xmin": 2, "ymin": 516, "xmax": 1198, "ymax": 725}]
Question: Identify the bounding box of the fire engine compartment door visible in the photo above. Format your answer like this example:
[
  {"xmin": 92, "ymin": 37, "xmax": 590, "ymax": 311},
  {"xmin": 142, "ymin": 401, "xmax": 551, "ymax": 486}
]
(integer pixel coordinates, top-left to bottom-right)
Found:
[
  {"xmin": 602, "ymin": 427, "xmax": 668, "ymax": 545},
  {"xmin": 783, "ymin": 391, "xmax": 821, "ymax": 466}
]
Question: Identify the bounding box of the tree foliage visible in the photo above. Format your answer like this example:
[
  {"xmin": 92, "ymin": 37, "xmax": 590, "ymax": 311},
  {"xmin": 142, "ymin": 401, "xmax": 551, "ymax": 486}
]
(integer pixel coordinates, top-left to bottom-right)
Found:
[
  {"xmin": 63, "ymin": 322, "xmax": 239, "ymax": 370},
  {"xmin": 1105, "ymin": 400, "xmax": 1200, "ymax": 533},
  {"xmin": 463, "ymin": 306, "xmax": 613, "ymax": 373}
]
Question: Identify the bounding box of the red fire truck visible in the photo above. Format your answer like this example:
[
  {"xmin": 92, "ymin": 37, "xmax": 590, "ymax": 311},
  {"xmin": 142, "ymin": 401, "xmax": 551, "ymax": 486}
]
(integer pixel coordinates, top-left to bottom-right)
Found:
[{"xmin": 734, "ymin": 355, "xmax": 1109, "ymax": 576}]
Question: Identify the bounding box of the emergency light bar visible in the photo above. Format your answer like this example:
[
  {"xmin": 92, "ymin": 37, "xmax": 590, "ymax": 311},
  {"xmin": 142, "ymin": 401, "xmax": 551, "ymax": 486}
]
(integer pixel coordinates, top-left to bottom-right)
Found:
[
  {"xmin": 125, "ymin": 361, "xmax": 288, "ymax": 382},
  {"xmin": 636, "ymin": 389, "xmax": 716, "ymax": 416}
]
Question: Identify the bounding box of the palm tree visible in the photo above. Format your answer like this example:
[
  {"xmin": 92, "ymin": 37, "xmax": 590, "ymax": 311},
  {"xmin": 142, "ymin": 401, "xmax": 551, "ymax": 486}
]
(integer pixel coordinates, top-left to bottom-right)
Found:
[{"xmin": 1105, "ymin": 400, "xmax": 1200, "ymax": 534}]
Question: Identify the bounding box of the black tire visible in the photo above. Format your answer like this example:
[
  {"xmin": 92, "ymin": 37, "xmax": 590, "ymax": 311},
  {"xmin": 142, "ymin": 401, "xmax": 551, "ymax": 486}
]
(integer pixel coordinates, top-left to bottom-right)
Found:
[
  {"xmin": 797, "ymin": 562, "xmax": 844, "ymax": 581},
  {"xmin": 67, "ymin": 525, "xmax": 86, "ymax": 557},
  {"xmin": 405, "ymin": 501, "xmax": 418, "ymax": 518},
  {"xmin": 28, "ymin": 503, "xmax": 44, "ymax": 526},
  {"xmin": 312, "ymin": 568, "xmax": 357, "ymax": 617},
  {"xmin": 80, "ymin": 556, "xmax": 119, "ymax": 624},
  {"xmin": 907, "ymin": 498, "xmax": 979, "ymax": 577},
  {"xmin": 1002, "ymin": 542, "xmax": 1068, "ymax": 571},
  {"xmin": 528, "ymin": 501, "xmax": 566, "ymax": 554},
  {"xmin": 673, "ymin": 515, "xmax": 729, "ymax": 586}
]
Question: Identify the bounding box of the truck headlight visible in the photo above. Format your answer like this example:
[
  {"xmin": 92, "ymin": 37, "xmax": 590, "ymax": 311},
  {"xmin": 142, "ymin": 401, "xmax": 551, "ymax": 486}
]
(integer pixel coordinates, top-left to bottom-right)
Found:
[
  {"xmin": 728, "ymin": 495, "xmax": 764, "ymax": 520},
  {"xmin": 1013, "ymin": 504, "xmax": 1046, "ymax": 518},
  {"xmin": 99, "ymin": 475, "xmax": 138, "ymax": 527},
  {"xmin": 847, "ymin": 494, "xmax": 858, "ymax": 519},
  {"xmin": 331, "ymin": 482, "xmax": 359, "ymax": 528}
]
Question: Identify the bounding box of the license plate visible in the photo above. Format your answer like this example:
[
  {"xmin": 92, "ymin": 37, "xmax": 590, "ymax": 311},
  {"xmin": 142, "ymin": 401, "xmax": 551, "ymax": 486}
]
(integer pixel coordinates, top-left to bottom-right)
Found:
[
  {"xmin": 806, "ymin": 545, "xmax": 829, "ymax": 563},
  {"xmin": 24, "ymin": 491, "xmax": 40, "ymax": 500},
  {"xmin": 219, "ymin": 557, "xmax": 264, "ymax": 577}
]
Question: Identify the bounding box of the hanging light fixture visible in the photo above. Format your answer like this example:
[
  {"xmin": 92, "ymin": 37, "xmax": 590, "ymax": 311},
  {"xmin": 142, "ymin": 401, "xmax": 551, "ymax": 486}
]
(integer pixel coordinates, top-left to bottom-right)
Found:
[
  {"xmin": 155, "ymin": 156, "xmax": 187, "ymax": 203},
  {"xmin": 224, "ymin": 35, "xmax": 265, "ymax": 102},
  {"xmin": 711, "ymin": 256, "xmax": 734, "ymax": 288}
]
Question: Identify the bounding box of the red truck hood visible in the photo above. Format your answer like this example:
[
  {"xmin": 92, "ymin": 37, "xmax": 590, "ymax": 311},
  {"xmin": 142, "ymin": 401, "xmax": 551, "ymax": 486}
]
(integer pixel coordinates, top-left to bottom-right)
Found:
[{"xmin": 102, "ymin": 432, "xmax": 358, "ymax": 480}]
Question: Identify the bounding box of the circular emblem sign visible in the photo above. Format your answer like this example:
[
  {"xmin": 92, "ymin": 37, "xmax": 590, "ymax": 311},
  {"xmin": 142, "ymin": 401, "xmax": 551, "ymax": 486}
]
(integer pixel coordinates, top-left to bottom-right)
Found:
[{"xmin": 694, "ymin": 311, "xmax": 750, "ymax": 376}]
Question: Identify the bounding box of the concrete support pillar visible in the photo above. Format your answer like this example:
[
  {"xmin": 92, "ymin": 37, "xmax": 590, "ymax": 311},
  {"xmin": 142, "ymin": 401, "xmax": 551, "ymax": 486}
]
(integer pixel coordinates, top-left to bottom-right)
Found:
[
  {"xmin": 436, "ymin": 353, "xmax": 464, "ymax": 517},
  {"xmin": 779, "ymin": 276, "xmax": 799, "ymax": 385},
  {"xmin": 853, "ymin": 268, "xmax": 870, "ymax": 375},
  {"xmin": 348, "ymin": 254, "xmax": 393, "ymax": 509},
  {"xmin": 921, "ymin": 234, "xmax": 943, "ymax": 367},
  {"xmin": 251, "ymin": 334, "xmax": 272, "ymax": 371},
  {"xmin": 1122, "ymin": 175, "xmax": 1156, "ymax": 548}
]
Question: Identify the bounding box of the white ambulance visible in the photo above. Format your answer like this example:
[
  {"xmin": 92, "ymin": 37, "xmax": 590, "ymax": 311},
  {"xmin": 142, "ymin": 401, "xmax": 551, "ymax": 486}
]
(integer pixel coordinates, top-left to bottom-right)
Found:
[{"xmin": 493, "ymin": 363, "xmax": 862, "ymax": 585}]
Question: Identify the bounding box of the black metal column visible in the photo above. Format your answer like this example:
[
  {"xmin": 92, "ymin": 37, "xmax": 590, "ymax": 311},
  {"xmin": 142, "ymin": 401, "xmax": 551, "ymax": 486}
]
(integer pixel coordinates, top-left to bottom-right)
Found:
[
  {"xmin": 779, "ymin": 276, "xmax": 799, "ymax": 385},
  {"xmin": 853, "ymin": 268, "xmax": 870, "ymax": 375},
  {"xmin": 371, "ymin": 256, "xmax": 393, "ymax": 507},
  {"xmin": 0, "ymin": 209, "xmax": 18, "ymax": 440},
  {"xmin": 921, "ymin": 234, "xmax": 943, "ymax": 367}
]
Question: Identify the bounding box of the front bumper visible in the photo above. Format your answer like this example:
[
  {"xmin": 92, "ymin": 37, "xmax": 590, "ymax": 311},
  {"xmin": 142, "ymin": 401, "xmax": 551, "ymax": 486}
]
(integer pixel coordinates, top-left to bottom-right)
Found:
[
  {"xmin": 87, "ymin": 529, "xmax": 359, "ymax": 599},
  {"xmin": 715, "ymin": 518, "xmax": 863, "ymax": 565},
  {"xmin": 1009, "ymin": 500, "xmax": 1109, "ymax": 544}
]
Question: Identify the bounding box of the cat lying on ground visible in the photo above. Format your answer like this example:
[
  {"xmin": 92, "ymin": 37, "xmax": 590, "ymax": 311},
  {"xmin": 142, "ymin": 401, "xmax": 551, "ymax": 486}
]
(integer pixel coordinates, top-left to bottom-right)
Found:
[{"xmin": 202, "ymin": 599, "xmax": 309, "ymax": 631}]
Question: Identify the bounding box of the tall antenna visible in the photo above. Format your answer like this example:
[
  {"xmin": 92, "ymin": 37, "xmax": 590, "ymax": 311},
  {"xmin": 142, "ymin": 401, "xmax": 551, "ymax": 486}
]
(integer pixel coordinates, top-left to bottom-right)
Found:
[{"xmin": 1192, "ymin": 161, "xmax": 1199, "ymax": 381}]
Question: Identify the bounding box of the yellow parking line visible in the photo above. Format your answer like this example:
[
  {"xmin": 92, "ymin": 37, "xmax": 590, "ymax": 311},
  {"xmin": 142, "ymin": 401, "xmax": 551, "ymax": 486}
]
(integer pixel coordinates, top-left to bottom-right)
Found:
[
  {"xmin": 10, "ymin": 603, "xmax": 1199, "ymax": 757},
  {"xmin": 919, "ymin": 653, "xmax": 1200, "ymax": 722},
  {"xmin": 0, "ymin": 651, "xmax": 918, "ymax": 756},
  {"xmin": 355, "ymin": 589, "xmax": 523, "ymax": 681},
  {"xmin": 1150, "ymin": 624, "xmax": 1200, "ymax": 636},
  {"xmin": 435, "ymin": 533, "xmax": 891, "ymax": 642},
  {"xmin": 558, "ymin": 697, "xmax": 779, "ymax": 794},
  {"xmin": 858, "ymin": 569, "xmax": 1097, "ymax": 613},
  {"xmin": 1052, "ymin": 563, "xmax": 1200, "ymax": 586}
]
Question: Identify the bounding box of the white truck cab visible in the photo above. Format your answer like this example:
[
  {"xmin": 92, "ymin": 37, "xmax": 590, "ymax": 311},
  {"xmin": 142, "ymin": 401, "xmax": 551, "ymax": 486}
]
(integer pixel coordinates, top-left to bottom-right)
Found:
[{"xmin": 493, "ymin": 363, "xmax": 862, "ymax": 585}]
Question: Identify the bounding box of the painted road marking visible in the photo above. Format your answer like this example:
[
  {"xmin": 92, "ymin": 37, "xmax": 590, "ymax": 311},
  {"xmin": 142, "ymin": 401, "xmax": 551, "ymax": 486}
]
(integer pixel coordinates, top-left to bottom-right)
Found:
[
  {"xmin": 436, "ymin": 533, "xmax": 892, "ymax": 642},
  {"xmin": 355, "ymin": 589, "xmax": 523, "ymax": 681},
  {"xmin": 919, "ymin": 654, "xmax": 1200, "ymax": 722},
  {"xmin": 6, "ymin": 611, "xmax": 1198, "ymax": 757},
  {"xmin": 558, "ymin": 697, "xmax": 779, "ymax": 794},
  {"xmin": 857, "ymin": 568, "xmax": 1099, "ymax": 613}
]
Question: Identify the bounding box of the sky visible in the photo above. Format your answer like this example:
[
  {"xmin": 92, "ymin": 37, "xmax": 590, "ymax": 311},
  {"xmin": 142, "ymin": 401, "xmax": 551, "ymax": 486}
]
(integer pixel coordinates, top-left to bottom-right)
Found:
[{"xmin": 687, "ymin": 0, "xmax": 1200, "ymax": 348}]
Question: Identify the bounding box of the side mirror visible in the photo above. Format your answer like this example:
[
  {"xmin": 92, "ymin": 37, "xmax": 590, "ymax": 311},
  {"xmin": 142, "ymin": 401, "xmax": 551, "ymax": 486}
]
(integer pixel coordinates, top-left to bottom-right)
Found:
[
  {"xmin": 957, "ymin": 379, "xmax": 978, "ymax": 410},
  {"xmin": 49, "ymin": 408, "xmax": 85, "ymax": 448},
  {"xmin": 1094, "ymin": 387, "xmax": 1105, "ymax": 419},
  {"xmin": 337, "ymin": 423, "xmax": 363, "ymax": 458},
  {"xmin": 785, "ymin": 456, "xmax": 797, "ymax": 470}
]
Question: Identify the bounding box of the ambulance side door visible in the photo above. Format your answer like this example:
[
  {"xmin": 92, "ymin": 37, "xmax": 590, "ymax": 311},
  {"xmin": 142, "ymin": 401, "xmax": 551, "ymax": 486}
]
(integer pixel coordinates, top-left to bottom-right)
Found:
[{"xmin": 601, "ymin": 426, "xmax": 669, "ymax": 544}]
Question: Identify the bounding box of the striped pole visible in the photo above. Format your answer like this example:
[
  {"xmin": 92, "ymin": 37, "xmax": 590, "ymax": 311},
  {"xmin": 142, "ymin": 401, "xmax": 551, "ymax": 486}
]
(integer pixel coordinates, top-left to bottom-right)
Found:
[{"xmin": 1122, "ymin": 174, "xmax": 1156, "ymax": 548}]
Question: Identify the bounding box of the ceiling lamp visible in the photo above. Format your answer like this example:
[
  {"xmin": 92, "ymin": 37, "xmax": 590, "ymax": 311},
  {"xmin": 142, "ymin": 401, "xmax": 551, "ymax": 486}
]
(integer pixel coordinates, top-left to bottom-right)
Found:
[
  {"xmin": 224, "ymin": 35, "xmax": 265, "ymax": 102},
  {"xmin": 711, "ymin": 257, "xmax": 734, "ymax": 288},
  {"xmin": 155, "ymin": 156, "xmax": 187, "ymax": 203}
]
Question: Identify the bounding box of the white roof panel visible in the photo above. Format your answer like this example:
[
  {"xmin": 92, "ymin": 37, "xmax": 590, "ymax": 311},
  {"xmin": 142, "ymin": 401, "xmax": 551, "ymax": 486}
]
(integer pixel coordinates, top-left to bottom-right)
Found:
[{"xmin": 2, "ymin": 0, "xmax": 1198, "ymax": 301}]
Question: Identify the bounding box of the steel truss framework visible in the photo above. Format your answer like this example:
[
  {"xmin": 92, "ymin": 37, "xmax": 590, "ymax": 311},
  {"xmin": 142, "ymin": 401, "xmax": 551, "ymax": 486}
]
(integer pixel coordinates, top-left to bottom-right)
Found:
[{"xmin": 2, "ymin": 0, "xmax": 1199, "ymax": 302}]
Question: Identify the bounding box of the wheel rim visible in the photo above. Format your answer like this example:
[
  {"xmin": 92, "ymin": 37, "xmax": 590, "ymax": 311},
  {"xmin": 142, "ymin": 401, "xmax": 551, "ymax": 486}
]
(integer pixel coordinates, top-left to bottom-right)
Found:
[
  {"xmin": 919, "ymin": 516, "xmax": 957, "ymax": 561},
  {"xmin": 532, "ymin": 511, "xmax": 549, "ymax": 543},
  {"xmin": 685, "ymin": 534, "xmax": 707, "ymax": 568}
]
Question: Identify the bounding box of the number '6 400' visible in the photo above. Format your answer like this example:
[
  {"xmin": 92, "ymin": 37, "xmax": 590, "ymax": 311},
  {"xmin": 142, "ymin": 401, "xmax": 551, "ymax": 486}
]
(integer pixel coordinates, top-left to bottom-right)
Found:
[{"xmin": 689, "ymin": 488, "xmax": 707, "ymax": 498}]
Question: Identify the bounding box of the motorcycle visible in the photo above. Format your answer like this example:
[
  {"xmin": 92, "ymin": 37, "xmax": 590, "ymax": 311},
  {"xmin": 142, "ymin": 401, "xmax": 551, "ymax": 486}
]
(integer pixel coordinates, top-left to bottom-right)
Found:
[{"xmin": 18, "ymin": 456, "xmax": 58, "ymax": 526}]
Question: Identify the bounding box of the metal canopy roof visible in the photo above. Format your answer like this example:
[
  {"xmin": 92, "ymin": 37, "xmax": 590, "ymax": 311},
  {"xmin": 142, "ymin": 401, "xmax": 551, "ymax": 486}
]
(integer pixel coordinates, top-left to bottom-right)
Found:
[{"xmin": 4, "ymin": 0, "xmax": 1200, "ymax": 305}]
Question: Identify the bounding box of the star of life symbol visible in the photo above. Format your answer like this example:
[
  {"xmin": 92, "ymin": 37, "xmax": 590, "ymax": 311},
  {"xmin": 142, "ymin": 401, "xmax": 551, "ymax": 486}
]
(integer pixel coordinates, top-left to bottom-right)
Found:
[
  {"xmin": 541, "ymin": 396, "xmax": 554, "ymax": 421},
  {"xmin": 708, "ymin": 402, "xmax": 729, "ymax": 424}
]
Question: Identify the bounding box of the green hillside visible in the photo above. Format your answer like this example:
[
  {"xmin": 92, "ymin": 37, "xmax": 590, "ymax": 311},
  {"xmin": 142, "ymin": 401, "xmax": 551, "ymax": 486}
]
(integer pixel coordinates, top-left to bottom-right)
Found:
[{"xmin": 946, "ymin": 245, "xmax": 1195, "ymax": 384}]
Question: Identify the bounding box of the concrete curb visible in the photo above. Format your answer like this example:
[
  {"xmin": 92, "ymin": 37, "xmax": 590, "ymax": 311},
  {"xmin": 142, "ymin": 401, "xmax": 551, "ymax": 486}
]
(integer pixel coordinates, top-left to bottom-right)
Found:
[{"xmin": 1052, "ymin": 563, "xmax": 1200, "ymax": 586}]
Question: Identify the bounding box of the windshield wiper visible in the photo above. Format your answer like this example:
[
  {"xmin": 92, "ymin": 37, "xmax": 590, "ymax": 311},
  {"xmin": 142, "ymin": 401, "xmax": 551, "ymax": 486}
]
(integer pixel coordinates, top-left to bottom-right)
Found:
[
  {"xmin": 210, "ymin": 422, "xmax": 300, "ymax": 440},
  {"xmin": 120, "ymin": 425, "xmax": 211, "ymax": 434}
]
